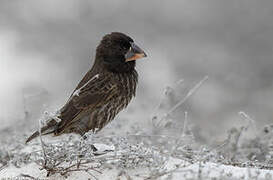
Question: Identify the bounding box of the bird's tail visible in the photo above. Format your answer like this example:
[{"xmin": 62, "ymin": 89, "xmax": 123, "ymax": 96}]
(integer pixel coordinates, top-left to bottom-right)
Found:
[{"xmin": 25, "ymin": 119, "xmax": 58, "ymax": 144}]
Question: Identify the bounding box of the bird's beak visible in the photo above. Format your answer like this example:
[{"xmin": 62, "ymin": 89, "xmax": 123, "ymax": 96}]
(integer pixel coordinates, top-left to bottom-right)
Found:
[{"xmin": 125, "ymin": 42, "xmax": 147, "ymax": 62}]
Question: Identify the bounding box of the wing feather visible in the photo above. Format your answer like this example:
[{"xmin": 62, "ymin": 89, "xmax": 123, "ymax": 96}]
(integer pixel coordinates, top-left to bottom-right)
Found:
[{"xmin": 56, "ymin": 73, "xmax": 119, "ymax": 134}]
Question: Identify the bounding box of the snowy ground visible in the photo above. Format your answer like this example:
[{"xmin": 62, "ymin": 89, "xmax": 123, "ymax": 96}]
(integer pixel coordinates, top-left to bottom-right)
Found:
[
  {"xmin": 1, "ymin": 149, "xmax": 273, "ymax": 180},
  {"xmin": 0, "ymin": 121, "xmax": 272, "ymax": 180}
]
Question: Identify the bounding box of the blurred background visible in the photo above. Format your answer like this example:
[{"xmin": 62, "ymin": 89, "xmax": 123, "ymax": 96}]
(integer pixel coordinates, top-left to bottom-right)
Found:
[{"xmin": 1, "ymin": 0, "xmax": 273, "ymax": 141}]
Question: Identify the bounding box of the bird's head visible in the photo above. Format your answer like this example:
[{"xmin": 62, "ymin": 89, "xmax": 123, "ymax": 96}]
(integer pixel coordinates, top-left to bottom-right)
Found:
[{"xmin": 96, "ymin": 32, "xmax": 147, "ymax": 73}]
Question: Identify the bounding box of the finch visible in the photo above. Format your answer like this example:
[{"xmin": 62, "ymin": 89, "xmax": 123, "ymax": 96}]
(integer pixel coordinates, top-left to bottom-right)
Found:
[{"xmin": 26, "ymin": 32, "xmax": 146, "ymax": 143}]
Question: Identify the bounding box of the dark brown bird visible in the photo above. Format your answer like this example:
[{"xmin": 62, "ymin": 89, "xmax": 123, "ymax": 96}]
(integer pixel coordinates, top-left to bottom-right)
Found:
[{"xmin": 26, "ymin": 32, "xmax": 146, "ymax": 143}]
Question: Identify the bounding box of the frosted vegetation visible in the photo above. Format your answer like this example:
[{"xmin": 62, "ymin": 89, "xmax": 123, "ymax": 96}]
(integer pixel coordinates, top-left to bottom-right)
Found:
[{"xmin": 0, "ymin": 77, "xmax": 272, "ymax": 179}]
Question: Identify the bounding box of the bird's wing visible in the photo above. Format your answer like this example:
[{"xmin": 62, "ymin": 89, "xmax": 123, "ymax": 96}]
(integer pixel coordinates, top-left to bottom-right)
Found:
[{"xmin": 56, "ymin": 73, "xmax": 119, "ymax": 134}]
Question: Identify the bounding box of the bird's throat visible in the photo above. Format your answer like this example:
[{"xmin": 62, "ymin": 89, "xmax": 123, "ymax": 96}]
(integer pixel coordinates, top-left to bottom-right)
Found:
[{"xmin": 103, "ymin": 59, "xmax": 136, "ymax": 73}]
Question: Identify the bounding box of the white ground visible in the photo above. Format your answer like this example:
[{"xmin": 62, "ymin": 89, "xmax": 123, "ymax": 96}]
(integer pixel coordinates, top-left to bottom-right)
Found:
[{"xmin": 1, "ymin": 155, "xmax": 273, "ymax": 180}]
